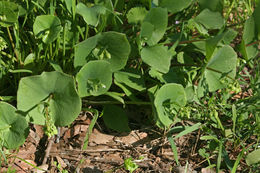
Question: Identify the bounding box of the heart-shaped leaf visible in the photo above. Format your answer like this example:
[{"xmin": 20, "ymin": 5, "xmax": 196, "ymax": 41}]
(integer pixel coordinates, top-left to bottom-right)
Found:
[
  {"xmin": 0, "ymin": 102, "xmax": 28, "ymax": 149},
  {"xmin": 159, "ymin": 0, "xmax": 192, "ymax": 14},
  {"xmin": 74, "ymin": 32, "xmax": 131, "ymax": 71},
  {"xmin": 33, "ymin": 15, "xmax": 62, "ymax": 44},
  {"xmin": 141, "ymin": 45, "xmax": 171, "ymax": 73},
  {"xmin": 76, "ymin": 60, "xmax": 112, "ymax": 97},
  {"xmin": 0, "ymin": 1, "xmax": 19, "ymax": 27},
  {"xmin": 103, "ymin": 105, "xmax": 130, "ymax": 133},
  {"xmin": 141, "ymin": 7, "xmax": 168, "ymax": 46},
  {"xmin": 154, "ymin": 83, "xmax": 187, "ymax": 127},
  {"xmin": 17, "ymin": 71, "xmax": 81, "ymax": 126}
]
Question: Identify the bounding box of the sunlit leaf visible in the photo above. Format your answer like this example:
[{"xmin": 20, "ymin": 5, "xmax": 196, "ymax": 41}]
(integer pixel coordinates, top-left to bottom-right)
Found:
[
  {"xmin": 141, "ymin": 7, "xmax": 168, "ymax": 46},
  {"xmin": 195, "ymin": 9, "xmax": 224, "ymax": 29},
  {"xmin": 17, "ymin": 71, "xmax": 81, "ymax": 126},
  {"xmin": 33, "ymin": 15, "xmax": 62, "ymax": 44},
  {"xmin": 0, "ymin": 1, "xmax": 19, "ymax": 27},
  {"xmin": 76, "ymin": 60, "xmax": 112, "ymax": 97},
  {"xmin": 154, "ymin": 83, "xmax": 187, "ymax": 127}
]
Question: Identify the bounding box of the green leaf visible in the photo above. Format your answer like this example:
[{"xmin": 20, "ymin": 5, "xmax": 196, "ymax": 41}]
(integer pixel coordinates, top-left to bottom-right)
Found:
[
  {"xmin": 154, "ymin": 83, "xmax": 187, "ymax": 128},
  {"xmin": 195, "ymin": 9, "xmax": 224, "ymax": 29},
  {"xmin": 159, "ymin": 0, "xmax": 192, "ymax": 14},
  {"xmin": 94, "ymin": 32, "xmax": 131, "ymax": 71},
  {"xmin": 124, "ymin": 158, "xmax": 139, "ymax": 173},
  {"xmin": 127, "ymin": 7, "xmax": 148, "ymax": 24},
  {"xmin": 74, "ymin": 32, "xmax": 131, "ymax": 71},
  {"xmin": 0, "ymin": 102, "xmax": 28, "ymax": 149},
  {"xmin": 114, "ymin": 70, "xmax": 146, "ymax": 91},
  {"xmin": 76, "ymin": 60, "xmax": 112, "ymax": 97},
  {"xmin": 141, "ymin": 7, "xmax": 168, "ymax": 46},
  {"xmin": 198, "ymin": 45, "xmax": 237, "ymax": 97},
  {"xmin": 0, "ymin": 1, "xmax": 19, "ymax": 27},
  {"xmin": 76, "ymin": 3, "xmax": 105, "ymax": 27},
  {"xmin": 199, "ymin": 0, "xmax": 223, "ymax": 13},
  {"xmin": 17, "ymin": 71, "xmax": 81, "ymax": 126},
  {"xmin": 141, "ymin": 45, "xmax": 171, "ymax": 73},
  {"xmin": 102, "ymin": 105, "xmax": 130, "ymax": 132},
  {"xmin": 33, "ymin": 15, "xmax": 62, "ymax": 44},
  {"xmin": 246, "ymin": 149, "xmax": 260, "ymax": 165},
  {"xmin": 74, "ymin": 35, "xmax": 99, "ymax": 69}
]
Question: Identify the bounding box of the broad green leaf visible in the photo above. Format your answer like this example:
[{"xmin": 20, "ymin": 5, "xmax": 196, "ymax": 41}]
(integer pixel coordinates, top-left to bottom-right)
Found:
[
  {"xmin": 114, "ymin": 70, "xmax": 146, "ymax": 91},
  {"xmin": 141, "ymin": 45, "xmax": 171, "ymax": 73},
  {"xmin": 141, "ymin": 7, "xmax": 168, "ymax": 46},
  {"xmin": 127, "ymin": 7, "xmax": 148, "ymax": 24},
  {"xmin": 76, "ymin": 60, "xmax": 112, "ymax": 97},
  {"xmin": 0, "ymin": 102, "xmax": 28, "ymax": 149},
  {"xmin": 159, "ymin": 0, "xmax": 192, "ymax": 14},
  {"xmin": 17, "ymin": 71, "xmax": 81, "ymax": 126},
  {"xmin": 195, "ymin": 9, "xmax": 224, "ymax": 29},
  {"xmin": 94, "ymin": 32, "xmax": 131, "ymax": 71},
  {"xmin": 154, "ymin": 83, "xmax": 187, "ymax": 127},
  {"xmin": 76, "ymin": 3, "xmax": 105, "ymax": 27},
  {"xmin": 74, "ymin": 32, "xmax": 131, "ymax": 71},
  {"xmin": 0, "ymin": 1, "xmax": 19, "ymax": 27},
  {"xmin": 102, "ymin": 105, "xmax": 130, "ymax": 132},
  {"xmin": 198, "ymin": 45, "xmax": 237, "ymax": 97},
  {"xmin": 33, "ymin": 15, "xmax": 62, "ymax": 44},
  {"xmin": 199, "ymin": 0, "xmax": 223, "ymax": 13},
  {"xmin": 246, "ymin": 149, "xmax": 260, "ymax": 165},
  {"xmin": 74, "ymin": 35, "xmax": 99, "ymax": 69}
]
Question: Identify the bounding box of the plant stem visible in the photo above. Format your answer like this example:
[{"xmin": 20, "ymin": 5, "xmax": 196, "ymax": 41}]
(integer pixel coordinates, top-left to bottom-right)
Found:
[{"xmin": 83, "ymin": 100, "xmax": 152, "ymax": 105}]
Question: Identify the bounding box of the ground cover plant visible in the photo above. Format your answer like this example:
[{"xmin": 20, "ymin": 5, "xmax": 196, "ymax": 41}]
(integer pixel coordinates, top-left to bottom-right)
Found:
[{"xmin": 0, "ymin": 0, "xmax": 259, "ymax": 172}]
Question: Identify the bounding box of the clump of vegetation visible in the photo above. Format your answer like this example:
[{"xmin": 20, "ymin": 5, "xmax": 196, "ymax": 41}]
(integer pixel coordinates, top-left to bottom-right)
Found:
[{"xmin": 0, "ymin": 0, "xmax": 259, "ymax": 172}]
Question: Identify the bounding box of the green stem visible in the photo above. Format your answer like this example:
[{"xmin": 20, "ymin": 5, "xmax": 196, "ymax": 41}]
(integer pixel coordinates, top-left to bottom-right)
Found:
[{"xmin": 83, "ymin": 100, "xmax": 151, "ymax": 105}]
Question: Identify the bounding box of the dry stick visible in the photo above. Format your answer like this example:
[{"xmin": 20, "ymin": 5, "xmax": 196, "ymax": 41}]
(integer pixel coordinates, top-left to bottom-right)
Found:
[{"xmin": 42, "ymin": 137, "xmax": 54, "ymax": 165}]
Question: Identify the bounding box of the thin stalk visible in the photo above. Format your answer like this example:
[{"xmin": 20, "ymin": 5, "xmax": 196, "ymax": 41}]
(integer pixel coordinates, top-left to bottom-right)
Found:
[
  {"xmin": 6, "ymin": 27, "xmax": 19, "ymax": 63},
  {"xmin": 83, "ymin": 100, "xmax": 152, "ymax": 105}
]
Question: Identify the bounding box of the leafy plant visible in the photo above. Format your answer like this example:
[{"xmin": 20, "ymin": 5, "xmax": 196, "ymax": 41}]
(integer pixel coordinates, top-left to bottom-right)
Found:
[{"xmin": 0, "ymin": 0, "xmax": 259, "ymax": 172}]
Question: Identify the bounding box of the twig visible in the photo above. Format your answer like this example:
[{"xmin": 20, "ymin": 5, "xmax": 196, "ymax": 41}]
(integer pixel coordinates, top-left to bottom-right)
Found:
[{"xmin": 42, "ymin": 137, "xmax": 54, "ymax": 164}]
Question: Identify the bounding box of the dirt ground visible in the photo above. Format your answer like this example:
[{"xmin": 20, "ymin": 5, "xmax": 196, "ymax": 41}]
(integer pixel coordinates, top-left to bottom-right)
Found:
[{"xmin": 1, "ymin": 110, "xmax": 217, "ymax": 173}]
